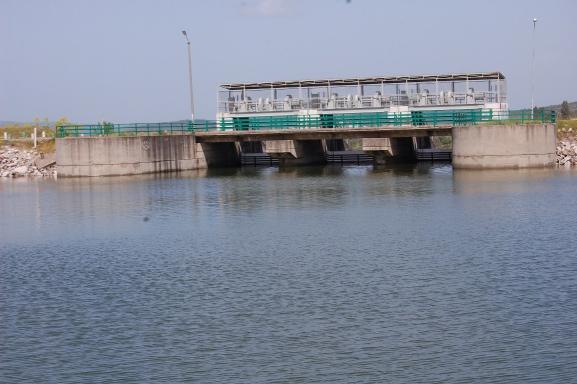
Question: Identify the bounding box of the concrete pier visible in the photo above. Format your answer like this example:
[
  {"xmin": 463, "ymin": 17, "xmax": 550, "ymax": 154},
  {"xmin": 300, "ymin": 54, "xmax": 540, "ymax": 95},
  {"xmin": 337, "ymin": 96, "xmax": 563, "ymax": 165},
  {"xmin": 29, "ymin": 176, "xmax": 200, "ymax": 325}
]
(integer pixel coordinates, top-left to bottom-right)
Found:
[
  {"xmin": 362, "ymin": 138, "xmax": 392, "ymax": 165},
  {"xmin": 452, "ymin": 124, "xmax": 556, "ymax": 169},
  {"xmin": 263, "ymin": 139, "xmax": 326, "ymax": 166},
  {"xmin": 361, "ymin": 137, "xmax": 416, "ymax": 164}
]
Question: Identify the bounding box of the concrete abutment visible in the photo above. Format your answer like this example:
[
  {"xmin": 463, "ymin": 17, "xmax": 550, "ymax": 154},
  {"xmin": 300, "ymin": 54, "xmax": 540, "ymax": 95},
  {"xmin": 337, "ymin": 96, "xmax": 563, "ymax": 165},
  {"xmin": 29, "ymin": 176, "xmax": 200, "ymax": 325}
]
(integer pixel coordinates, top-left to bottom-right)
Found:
[
  {"xmin": 452, "ymin": 124, "xmax": 556, "ymax": 169},
  {"xmin": 56, "ymin": 135, "xmax": 240, "ymax": 177}
]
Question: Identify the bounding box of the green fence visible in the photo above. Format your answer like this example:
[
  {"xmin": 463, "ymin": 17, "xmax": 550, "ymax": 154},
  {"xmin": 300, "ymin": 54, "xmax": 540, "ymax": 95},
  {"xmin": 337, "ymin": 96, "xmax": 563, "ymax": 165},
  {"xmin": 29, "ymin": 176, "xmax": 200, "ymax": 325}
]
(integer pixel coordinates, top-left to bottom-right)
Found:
[
  {"xmin": 221, "ymin": 109, "xmax": 556, "ymax": 130},
  {"xmin": 56, "ymin": 120, "xmax": 217, "ymax": 138},
  {"xmin": 56, "ymin": 109, "xmax": 556, "ymax": 138}
]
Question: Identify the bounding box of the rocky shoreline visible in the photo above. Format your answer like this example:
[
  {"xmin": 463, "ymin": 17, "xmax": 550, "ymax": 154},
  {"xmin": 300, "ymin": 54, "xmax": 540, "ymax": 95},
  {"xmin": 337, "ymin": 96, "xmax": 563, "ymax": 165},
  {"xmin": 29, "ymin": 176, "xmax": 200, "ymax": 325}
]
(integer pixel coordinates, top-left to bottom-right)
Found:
[
  {"xmin": 1, "ymin": 146, "xmax": 56, "ymax": 177},
  {"xmin": 1, "ymin": 140, "xmax": 576, "ymax": 178},
  {"xmin": 556, "ymin": 139, "xmax": 577, "ymax": 167}
]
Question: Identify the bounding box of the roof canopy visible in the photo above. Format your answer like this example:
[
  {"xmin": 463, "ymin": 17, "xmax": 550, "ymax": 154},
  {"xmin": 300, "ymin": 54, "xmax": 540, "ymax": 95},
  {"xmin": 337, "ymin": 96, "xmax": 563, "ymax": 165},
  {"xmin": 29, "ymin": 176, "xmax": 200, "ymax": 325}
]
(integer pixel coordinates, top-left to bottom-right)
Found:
[{"xmin": 220, "ymin": 72, "xmax": 505, "ymax": 91}]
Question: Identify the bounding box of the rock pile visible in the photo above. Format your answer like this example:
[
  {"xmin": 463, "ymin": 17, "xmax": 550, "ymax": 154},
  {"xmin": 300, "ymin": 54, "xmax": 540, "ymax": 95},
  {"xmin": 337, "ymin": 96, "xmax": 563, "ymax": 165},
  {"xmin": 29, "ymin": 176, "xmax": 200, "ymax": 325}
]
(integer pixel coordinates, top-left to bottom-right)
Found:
[
  {"xmin": 556, "ymin": 140, "xmax": 577, "ymax": 167},
  {"xmin": 0, "ymin": 146, "xmax": 56, "ymax": 177}
]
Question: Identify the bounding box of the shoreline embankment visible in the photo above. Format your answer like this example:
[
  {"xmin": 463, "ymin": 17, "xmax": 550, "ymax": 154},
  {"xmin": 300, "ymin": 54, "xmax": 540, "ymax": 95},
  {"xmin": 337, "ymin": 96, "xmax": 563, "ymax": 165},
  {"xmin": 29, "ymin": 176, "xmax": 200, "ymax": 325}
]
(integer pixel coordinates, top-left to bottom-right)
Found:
[
  {"xmin": 1, "ymin": 145, "xmax": 56, "ymax": 177},
  {"xmin": 556, "ymin": 139, "xmax": 577, "ymax": 166},
  {"xmin": 2, "ymin": 136, "xmax": 577, "ymax": 178}
]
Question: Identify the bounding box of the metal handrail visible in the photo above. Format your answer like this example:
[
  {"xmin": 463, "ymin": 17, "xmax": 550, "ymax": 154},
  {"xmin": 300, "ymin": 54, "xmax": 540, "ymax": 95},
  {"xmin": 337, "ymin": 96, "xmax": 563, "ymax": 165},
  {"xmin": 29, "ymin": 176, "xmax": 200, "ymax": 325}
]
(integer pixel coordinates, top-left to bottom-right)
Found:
[{"xmin": 56, "ymin": 110, "xmax": 556, "ymax": 138}]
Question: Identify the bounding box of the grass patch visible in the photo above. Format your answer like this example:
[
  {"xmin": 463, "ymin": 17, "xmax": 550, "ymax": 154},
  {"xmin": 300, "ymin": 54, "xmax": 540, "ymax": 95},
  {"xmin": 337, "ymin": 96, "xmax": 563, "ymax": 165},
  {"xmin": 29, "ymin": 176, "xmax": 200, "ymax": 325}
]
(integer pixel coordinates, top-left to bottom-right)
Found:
[
  {"xmin": 3, "ymin": 139, "xmax": 56, "ymax": 153},
  {"xmin": 0, "ymin": 124, "xmax": 55, "ymax": 139},
  {"xmin": 432, "ymin": 136, "xmax": 452, "ymax": 149},
  {"xmin": 557, "ymin": 119, "xmax": 577, "ymax": 140},
  {"xmin": 37, "ymin": 139, "xmax": 56, "ymax": 153}
]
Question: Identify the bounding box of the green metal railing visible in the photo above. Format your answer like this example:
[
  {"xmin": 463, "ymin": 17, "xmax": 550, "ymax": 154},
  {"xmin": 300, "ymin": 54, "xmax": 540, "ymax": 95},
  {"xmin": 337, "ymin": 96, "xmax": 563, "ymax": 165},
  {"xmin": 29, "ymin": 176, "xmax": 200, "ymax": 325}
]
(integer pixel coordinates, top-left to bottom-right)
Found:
[
  {"xmin": 56, "ymin": 120, "xmax": 217, "ymax": 138},
  {"xmin": 220, "ymin": 109, "xmax": 556, "ymax": 130},
  {"xmin": 56, "ymin": 109, "xmax": 556, "ymax": 138}
]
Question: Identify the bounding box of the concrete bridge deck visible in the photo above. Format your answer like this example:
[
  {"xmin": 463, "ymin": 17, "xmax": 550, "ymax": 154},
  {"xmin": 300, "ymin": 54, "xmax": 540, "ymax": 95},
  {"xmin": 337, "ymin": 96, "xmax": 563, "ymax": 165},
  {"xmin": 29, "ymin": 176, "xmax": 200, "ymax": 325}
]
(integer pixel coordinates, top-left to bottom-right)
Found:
[{"xmin": 194, "ymin": 125, "xmax": 452, "ymax": 143}]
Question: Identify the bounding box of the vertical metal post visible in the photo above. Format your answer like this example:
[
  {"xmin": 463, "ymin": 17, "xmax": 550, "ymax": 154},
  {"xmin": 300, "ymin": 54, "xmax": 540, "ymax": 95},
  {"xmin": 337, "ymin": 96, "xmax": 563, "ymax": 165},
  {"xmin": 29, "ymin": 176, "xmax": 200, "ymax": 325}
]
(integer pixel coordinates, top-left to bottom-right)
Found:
[
  {"xmin": 298, "ymin": 82, "xmax": 302, "ymax": 104},
  {"xmin": 531, "ymin": 18, "xmax": 538, "ymax": 119},
  {"xmin": 405, "ymin": 79, "xmax": 409, "ymax": 105},
  {"xmin": 497, "ymin": 73, "xmax": 501, "ymax": 108},
  {"xmin": 182, "ymin": 31, "xmax": 195, "ymax": 122}
]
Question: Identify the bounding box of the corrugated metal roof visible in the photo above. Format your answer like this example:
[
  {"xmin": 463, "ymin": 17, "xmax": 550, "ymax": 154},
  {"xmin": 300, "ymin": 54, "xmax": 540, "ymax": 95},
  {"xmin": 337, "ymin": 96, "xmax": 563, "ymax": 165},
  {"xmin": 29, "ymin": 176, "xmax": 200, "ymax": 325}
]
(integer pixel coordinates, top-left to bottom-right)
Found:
[{"xmin": 220, "ymin": 72, "xmax": 505, "ymax": 90}]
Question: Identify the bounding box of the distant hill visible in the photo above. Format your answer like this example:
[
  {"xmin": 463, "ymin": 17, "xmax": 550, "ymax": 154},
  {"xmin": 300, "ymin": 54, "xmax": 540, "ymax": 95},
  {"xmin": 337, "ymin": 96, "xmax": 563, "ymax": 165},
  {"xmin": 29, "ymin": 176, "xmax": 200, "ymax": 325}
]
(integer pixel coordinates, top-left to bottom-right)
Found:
[
  {"xmin": 0, "ymin": 120, "xmax": 57, "ymax": 127},
  {"xmin": 540, "ymin": 101, "xmax": 577, "ymax": 118},
  {"xmin": 0, "ymin": 121, "xmax": 20, "ymax": 126},
  {"xmin": 0, "ymin": 119, "xmax": 209, "ymax": 127}
]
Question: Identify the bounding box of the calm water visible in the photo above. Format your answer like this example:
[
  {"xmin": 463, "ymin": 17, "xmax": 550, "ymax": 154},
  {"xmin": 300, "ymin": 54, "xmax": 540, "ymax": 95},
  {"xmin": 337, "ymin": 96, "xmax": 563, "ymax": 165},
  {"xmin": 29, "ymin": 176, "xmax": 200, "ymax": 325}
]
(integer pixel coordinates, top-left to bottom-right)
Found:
[{"xmin": 2, "ymin": 164, "xmax": 577, "ymax": 383}]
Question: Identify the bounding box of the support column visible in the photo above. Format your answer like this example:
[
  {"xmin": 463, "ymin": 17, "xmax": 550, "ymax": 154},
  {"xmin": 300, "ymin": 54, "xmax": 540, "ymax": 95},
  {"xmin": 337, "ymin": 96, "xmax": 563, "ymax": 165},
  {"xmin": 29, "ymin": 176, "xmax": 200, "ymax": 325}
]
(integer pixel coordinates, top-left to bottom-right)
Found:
[
  {"xmin": 362, "ymin": 137, "xmax": 416, "ymax": 164},
  {"xmin": 263, "ymin": 139, "xmax": 326, "ymax": 166}
]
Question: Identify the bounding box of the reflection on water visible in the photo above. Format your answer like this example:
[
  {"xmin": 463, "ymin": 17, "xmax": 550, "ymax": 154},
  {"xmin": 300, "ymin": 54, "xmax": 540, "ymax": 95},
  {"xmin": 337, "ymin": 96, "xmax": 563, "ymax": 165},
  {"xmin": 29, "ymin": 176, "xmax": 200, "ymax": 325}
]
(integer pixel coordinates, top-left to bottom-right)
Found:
[{"xmin": 2, "ymin": 164, "xmax": 577, "ymax": 383}]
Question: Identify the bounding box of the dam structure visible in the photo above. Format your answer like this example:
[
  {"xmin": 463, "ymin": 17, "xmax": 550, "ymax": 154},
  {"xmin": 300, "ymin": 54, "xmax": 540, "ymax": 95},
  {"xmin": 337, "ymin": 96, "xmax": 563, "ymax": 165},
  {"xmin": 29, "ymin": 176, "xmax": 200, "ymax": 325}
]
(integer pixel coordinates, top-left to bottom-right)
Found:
[
  {"xmin": 55, "ymin": 71, "xmax": 557, "ymax": 177},
  {"xmin": 217, "ymin": 71, "xmax": 508, "ymax": 165}
]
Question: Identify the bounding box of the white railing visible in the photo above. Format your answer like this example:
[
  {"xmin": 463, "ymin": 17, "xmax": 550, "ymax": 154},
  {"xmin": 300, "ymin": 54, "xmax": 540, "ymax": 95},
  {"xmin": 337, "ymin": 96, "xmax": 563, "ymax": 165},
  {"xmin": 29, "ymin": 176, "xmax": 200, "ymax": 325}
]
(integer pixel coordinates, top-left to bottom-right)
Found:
[{"xmin": 219, "ymin": 91, "xmax": 505, "ymax": 113}]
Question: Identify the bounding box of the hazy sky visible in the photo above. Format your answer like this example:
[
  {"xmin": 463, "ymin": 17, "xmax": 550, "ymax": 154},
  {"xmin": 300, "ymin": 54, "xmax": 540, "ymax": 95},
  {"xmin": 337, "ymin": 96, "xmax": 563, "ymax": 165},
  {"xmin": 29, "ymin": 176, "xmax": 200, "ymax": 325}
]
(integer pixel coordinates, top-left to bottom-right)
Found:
[{"xmin": 1, "ymin": 0, "xmax": 576, "ymax": 123}]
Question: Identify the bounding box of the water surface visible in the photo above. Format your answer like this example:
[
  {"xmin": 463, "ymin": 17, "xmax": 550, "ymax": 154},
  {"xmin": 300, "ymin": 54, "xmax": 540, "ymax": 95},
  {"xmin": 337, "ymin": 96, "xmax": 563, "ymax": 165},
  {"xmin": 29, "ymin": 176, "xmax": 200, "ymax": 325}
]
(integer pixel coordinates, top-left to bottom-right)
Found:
[{"xmin": 1, "ymin": 164, "xmax": 577, "ymax": 383}]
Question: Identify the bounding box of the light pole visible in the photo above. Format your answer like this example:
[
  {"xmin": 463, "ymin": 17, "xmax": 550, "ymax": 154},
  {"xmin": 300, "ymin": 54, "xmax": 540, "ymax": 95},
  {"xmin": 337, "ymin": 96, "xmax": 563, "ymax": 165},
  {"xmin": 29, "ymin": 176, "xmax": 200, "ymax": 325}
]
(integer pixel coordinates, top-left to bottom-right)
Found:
[
  {"xmin": 182, "ymin": 30, "xmax": 195, "ymax": 122},
  {"xmin": 531, "ymin": 18, "xmax": 537, "ymax": 119}
]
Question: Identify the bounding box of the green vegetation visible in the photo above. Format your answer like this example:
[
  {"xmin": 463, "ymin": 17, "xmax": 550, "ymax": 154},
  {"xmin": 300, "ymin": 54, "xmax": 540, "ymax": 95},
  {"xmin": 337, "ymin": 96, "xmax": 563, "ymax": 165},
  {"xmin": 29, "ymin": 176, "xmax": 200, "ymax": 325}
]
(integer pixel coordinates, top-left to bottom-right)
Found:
[
  {"xmin": 0, "ymin": 117, "xmax": 67, "ymax": 154},
  {"xmin": 560, "ymin": 101, "xmax": 572, "ymax": 119},
  {"xmin": 540, "ymin": 100, "xmax": 577, "ymax": 118},
  {"xmin": 432, "ymin": 136, "xmax": 452, "ymax": 149},
  {"xmin": 0, "ymin": 123, "xmax": 53, "ymax": 139},
  {"xmin": 557, "ymin": 119, "xmax": 577, "ymax": 140},
  {"xmin": 9, "ymin": 139, "xmax": 56, "ymax": 153},
  {"xmin": 0, "ymin": 117, "xmax": 72, "ymax": 139}
]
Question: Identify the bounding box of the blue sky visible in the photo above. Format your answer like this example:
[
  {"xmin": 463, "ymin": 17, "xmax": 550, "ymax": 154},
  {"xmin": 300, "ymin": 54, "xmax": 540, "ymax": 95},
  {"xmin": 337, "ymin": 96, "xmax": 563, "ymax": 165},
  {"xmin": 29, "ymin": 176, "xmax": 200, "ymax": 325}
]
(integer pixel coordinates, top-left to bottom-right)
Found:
[{"xmin": 1, "ymin": 0, "xmax": 575, "ymax": 123}]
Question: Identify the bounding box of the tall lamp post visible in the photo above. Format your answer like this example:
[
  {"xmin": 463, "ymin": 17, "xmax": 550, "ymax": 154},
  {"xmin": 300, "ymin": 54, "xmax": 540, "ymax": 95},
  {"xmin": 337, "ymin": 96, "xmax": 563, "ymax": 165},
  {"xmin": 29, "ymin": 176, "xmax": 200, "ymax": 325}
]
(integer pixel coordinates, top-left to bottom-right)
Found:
[
  {"xmin": 182, "ymin": 30, "xmax": 195, "ymax": 122},
  {"xmin": 531, "ymin": 18, "xmax": 537, "ymax": 119}
]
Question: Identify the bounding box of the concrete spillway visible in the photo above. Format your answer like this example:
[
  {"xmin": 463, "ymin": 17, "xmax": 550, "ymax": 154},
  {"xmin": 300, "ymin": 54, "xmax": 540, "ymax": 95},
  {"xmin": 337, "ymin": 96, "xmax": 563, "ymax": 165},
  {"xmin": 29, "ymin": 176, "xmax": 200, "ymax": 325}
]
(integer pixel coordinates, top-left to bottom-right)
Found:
[{"xmin": 56, "ymin": 124, "xmax": 556, "ymax": 177}]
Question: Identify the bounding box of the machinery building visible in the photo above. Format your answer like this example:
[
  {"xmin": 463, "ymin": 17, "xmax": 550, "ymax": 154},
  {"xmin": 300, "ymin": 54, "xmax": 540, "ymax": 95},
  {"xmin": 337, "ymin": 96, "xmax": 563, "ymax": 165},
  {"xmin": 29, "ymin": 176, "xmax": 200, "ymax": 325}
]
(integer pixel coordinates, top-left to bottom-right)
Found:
[{"xmin": 217, "ymin": 72, "xmax": 507, "ymax": 129}]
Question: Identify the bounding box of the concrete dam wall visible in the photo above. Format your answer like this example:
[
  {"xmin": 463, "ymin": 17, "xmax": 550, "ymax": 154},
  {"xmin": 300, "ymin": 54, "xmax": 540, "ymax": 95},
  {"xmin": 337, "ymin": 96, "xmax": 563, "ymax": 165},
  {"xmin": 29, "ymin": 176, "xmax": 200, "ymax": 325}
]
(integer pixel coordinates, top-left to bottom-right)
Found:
[
  {"xmin": 56, "ymin": 124, "xmax": 557, "ymax": 177},
  {"xmin": 56, "ymin": 135, "xmax": 239, "ymax": 177}
]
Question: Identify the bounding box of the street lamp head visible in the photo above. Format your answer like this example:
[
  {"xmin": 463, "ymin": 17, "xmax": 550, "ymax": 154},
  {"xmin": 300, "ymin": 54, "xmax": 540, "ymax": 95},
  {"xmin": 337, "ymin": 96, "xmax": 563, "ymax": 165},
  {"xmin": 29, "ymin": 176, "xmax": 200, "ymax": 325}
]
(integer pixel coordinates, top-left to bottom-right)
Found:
[
  {"xmin": 533, "ymin": 18, "xmax": 538, "ymax": 23},
  {"xmin": 182, "ymin": 30, "xmax": 187, "ymax": 36}
]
